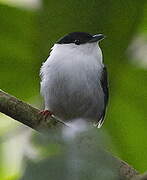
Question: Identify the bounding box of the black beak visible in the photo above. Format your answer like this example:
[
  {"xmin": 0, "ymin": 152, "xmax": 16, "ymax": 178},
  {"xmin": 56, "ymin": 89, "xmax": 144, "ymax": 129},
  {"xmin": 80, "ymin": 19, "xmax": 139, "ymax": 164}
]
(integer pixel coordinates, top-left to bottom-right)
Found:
[{"xmin": 88, "ymin": 34, "xmax": 105, "ymax": 43}]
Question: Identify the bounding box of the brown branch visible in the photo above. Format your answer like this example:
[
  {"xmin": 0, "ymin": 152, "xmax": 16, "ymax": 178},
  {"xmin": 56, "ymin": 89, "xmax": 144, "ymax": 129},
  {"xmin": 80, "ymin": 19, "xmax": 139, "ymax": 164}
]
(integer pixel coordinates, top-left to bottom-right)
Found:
[
  {"xmin": 132, "ymin": 173, "xmax": 147, "ymax": 180},
  {"xmin": 0, "ymin": 89, "xmax": 63, "ymax": 131},
  {"xmin": 0, "ymin": 89, "xmax": 143, "ymax": 179}
]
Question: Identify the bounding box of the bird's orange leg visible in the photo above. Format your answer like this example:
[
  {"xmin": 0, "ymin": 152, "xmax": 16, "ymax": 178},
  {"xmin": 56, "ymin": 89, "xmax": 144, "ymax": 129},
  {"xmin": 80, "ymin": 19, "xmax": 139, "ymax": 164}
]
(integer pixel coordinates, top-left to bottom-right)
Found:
[{"xmin": 39, "ymin": 110, "xmax": 53, "ymax": 119}]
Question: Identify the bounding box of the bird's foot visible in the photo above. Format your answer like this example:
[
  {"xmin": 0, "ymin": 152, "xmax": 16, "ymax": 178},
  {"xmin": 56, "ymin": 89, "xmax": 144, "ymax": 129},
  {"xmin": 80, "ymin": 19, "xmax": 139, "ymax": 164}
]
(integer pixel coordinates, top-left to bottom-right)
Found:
[{"xmin": 39, "ymin": 110, "xmax": 53, "ymax": 119}]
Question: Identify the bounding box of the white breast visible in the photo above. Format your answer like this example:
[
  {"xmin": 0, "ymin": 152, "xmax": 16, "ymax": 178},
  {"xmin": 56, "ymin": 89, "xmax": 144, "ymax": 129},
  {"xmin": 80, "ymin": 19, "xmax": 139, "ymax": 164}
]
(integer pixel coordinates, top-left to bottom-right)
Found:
[{"xmin": 40, "ymin": 43, "xmax": 104, "ymax": 122}]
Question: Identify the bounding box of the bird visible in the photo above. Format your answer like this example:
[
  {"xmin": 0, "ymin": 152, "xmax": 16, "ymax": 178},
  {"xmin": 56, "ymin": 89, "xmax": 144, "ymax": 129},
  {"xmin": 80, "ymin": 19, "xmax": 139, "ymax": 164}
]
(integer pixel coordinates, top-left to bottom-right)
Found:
[{"xmin": 40, "ymin": 32, "xmax": 109, "ymax": 128}]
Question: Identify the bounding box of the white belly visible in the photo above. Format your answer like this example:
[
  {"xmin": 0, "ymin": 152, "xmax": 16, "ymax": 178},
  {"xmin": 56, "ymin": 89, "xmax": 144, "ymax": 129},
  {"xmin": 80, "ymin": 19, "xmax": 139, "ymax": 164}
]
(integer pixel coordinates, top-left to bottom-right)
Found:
[{"xmin": 40, "ymin": 45, "xmax": 104, "ymax": 122}]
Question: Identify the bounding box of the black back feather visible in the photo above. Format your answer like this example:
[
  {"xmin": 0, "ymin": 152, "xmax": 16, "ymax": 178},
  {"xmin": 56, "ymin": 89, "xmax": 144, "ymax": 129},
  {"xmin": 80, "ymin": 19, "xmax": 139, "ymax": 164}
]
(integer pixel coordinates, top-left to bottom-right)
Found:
[{"xmin": 99, "ymin": 66, "xmax": 109, "ymax": 123}]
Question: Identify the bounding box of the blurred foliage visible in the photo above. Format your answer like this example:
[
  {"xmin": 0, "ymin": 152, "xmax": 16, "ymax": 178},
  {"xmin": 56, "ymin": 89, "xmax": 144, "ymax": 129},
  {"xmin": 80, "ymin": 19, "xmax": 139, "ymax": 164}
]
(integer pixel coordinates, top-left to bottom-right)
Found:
[
  {"xmin": 0, "ymin": 4, "xmax": 39, "ymax": 100},
  {"xmin": 21, "ymin": 128, "xmax": 120, "ymax": 180},
  {"xmin": 0, "ymin": 0, "xmax": 147, "ymax": 179}
]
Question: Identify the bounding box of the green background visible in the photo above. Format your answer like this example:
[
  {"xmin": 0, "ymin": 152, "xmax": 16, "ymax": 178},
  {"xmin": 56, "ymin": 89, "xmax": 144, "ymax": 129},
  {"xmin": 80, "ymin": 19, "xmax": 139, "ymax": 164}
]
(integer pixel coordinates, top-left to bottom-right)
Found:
[{"xmin": 0, "ymin": 0, "xmax": 147, "ymax": 179}]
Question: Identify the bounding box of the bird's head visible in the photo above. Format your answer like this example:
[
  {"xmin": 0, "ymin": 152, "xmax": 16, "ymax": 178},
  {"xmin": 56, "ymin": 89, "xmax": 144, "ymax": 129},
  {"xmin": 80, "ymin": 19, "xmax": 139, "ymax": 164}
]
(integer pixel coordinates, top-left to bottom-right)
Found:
[
  {"xmin": 57, "ymin": 32, "xmax": 105, "ymax": 45},
  {"xmin": 54, "ymin": 32, "xmax": 105, "ymax": 55}
]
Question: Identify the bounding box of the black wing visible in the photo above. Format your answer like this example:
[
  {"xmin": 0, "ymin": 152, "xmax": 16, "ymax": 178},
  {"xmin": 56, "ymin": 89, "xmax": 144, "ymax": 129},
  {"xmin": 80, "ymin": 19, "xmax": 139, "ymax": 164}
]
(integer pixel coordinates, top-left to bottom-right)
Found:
[
  {"xmin": 97, "ymin": 66, "xmax": 109, "ymax": 127},
  {"xmin": 101, "ymin": 66, "xmax": 109, "ymax": 106}
]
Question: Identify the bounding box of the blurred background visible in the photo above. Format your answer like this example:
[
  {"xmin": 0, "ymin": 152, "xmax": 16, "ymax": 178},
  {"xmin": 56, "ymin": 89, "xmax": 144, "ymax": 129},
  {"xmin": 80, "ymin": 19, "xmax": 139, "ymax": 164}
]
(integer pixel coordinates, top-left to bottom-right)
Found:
[{"xmin": 0, "ymin": 0, "xmax": 147, "ymax": 179}]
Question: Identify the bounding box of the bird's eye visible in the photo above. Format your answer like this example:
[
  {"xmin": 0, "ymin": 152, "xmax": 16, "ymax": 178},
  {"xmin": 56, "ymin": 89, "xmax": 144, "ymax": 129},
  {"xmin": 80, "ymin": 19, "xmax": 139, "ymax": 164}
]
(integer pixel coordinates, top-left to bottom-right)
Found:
[{"xmin": 74, "ymin": 39, "xmax": 80, "ymax": 45}]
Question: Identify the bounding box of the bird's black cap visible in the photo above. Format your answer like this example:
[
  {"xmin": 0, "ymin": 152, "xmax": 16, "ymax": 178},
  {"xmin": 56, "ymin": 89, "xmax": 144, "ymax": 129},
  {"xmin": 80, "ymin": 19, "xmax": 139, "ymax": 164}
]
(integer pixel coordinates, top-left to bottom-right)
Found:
[{"xmin": 57, "ymin": 32, "xmax": 105, "ymax": 45}]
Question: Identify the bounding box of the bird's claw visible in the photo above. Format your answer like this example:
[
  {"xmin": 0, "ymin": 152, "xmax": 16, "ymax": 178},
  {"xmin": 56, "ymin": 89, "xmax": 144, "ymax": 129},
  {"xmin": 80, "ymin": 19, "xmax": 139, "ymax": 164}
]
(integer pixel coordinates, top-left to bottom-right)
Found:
[{"xmin": 39, "ymin": 110, "xmax": 53, "ymax": 119}]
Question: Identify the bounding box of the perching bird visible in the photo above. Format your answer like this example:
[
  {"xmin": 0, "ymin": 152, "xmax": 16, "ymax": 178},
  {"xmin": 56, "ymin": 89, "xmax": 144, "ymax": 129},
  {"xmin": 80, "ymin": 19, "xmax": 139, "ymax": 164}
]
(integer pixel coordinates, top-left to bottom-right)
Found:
[{"xmin": 40, "ymin": 32, "xmax": 109, "ymax": 128}]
